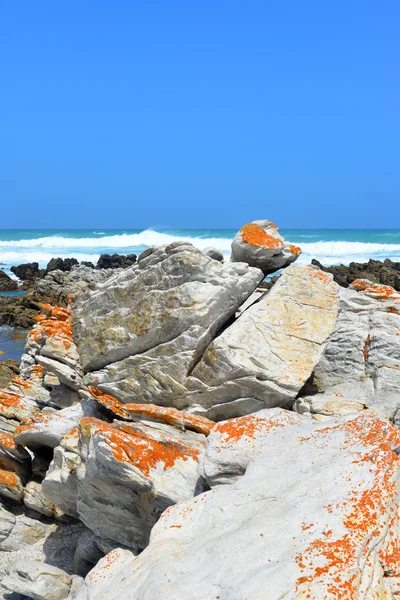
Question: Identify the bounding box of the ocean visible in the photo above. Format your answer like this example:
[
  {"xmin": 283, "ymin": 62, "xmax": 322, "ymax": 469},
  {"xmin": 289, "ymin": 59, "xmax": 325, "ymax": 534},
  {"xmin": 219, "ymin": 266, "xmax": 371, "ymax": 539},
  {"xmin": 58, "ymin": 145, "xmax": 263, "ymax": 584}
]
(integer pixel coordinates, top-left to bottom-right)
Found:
[{"xmin": 1, "ymin": 228, "xmax": 400, "ymax": 275}]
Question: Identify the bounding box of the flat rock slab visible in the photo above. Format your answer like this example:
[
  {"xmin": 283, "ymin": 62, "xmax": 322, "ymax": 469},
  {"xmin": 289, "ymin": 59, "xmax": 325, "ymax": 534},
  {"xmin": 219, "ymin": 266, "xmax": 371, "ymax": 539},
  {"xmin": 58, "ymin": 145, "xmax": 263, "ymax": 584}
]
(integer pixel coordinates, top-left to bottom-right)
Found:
[
  {"xmin": 3, "ymin": 561, "xmax": 72, "ymax": 600},
  {"xmin": 295, "ymin": 279, "xmax": 400, "ymax": 420},
  {"xmin": 74, "ymin": 242, "xmax": 262, "ymax": 373},
  {"xmin": 182, "ymin": 264, "xmax": 340, "ymax": 419},
  {"xmin": 77, "ymin": 409, "xmax": 400, "ymax": 599}
]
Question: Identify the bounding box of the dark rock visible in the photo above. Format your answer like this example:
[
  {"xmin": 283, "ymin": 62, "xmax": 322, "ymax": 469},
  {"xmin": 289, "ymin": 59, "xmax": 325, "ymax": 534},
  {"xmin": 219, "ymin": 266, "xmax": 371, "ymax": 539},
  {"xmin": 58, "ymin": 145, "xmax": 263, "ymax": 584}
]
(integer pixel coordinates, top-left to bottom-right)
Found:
[
  {"xmin": 46, "ymin": 257, "xmax": 79, "ymax": 273},
  {"xmin": 311, "ymin": 258, "xmax": 400, "ymax": 290},
  {"xmin": 0, "ymin": 358, "xmax": 19, "ymax": 388},
  {"xmin": 0, "ymin": 270, "xmax": 18, "ymax": 292},
  {"xmin": 96, "ymin": 253, "xmax": 137, "ymax": 270},
  {"xmin": 258, "ymin": 275, "xmax": 280, "ymax": 292},
  {"xmin": 81, "ymin": 261, "xmax": 95, "ymax": 269},
  {"xmin": 11, "ymin": 262, "xmax": 40, "ymax": 281}
]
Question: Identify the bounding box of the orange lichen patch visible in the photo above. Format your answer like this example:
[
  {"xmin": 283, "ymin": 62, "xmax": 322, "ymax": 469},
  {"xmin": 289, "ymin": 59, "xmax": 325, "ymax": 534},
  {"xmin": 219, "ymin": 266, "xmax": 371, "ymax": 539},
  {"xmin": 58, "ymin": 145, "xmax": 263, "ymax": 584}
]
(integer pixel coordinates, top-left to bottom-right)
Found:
[
  {"xmin": 240, "ymin": 223, "xmax": 283, "ymax": 249},
  {"xmin": 387, "ymin": 306, "xmax": 400, "ymax": 315},
  {"xmin": 31, "ymin": 365, "xmax": 44, "ymax": 377},
  {"xmin": 88, "ymin": 387, "xmax": 215, "ymax": 435},
  {"xmin": 14, "ymin": 412, "xmax": 57, "ymax": 437},
  {"xmin": 123, "ymin": 403, "xmax": 215, "ymax": 436},
  {"xmin": 30, "ymin": 303, "xmax": 73, "ymax": 349},
  {"xmin": 363, "ymin": 333, "xmax": 371, "ymax": 365},
  {"xmin": 215, "ymin": 411, "xmax": 300, "ymax": 444},
  {"xmin": 0, "ymin": 431, "xmax": 16, "ymax": 450},
  {"xmin": 0, "ymin": 468, "xmax": 18, "ymax": 488},
  {"xmin": 0, "ymin": 390, "xmax": 23, "ymax": 407},
  {"xmin": 295, "ymin": 413, "xmax": 400, "ymax": 597},
  {"xmin": 88, "ymin": 386, "xmax": 130, "ymax": 419},
  {"xmin": 351, "ymin": 280, "xmax": 400, "ymax": 302},
  {"xmin": 79, "ymin": 417, "xmax": 202, "ymax": 477},
  {"xmin": 9, "ymin": 375, "xmax": 32, "ymax": 390},
  {"xmin": 308, "ymin": 269, "xmax": 331, "ymax": 285},
  {"xmin": 289, "ymin": 244, "xmax": 302, "ymax": 256}
]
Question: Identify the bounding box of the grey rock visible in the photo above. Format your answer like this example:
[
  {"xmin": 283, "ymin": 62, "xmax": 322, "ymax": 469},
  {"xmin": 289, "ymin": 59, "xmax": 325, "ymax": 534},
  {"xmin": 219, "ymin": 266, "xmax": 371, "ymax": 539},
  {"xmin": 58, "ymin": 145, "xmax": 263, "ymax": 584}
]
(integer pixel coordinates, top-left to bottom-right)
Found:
[
  {"xmin": 3, "ymin": 561, "xmax": 72, "ymax": 600},
  {"xmin": 203, "ymin": 247, "xmax": 224, "ymax": 262},
  {"xmin": 74, "ymin": 241, "xmax": 262, "ymax": 377},
  {"xmin": 0, "ymin": 516, "xmax": 53, "ymax": 552},
  {"xmin": 294, "ymin": 280, "xmax": 400, "ymax": 420},
  {"xmin": 231, "ymin": 219, "xmax": 301, "ymax": 274}
]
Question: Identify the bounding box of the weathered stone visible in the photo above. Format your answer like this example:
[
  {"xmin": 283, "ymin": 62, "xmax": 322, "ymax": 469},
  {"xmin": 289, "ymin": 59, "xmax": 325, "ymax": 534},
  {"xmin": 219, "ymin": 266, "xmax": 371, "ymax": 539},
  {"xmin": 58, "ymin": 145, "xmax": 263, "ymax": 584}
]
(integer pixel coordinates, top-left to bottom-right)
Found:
[
  {"xmin": 42, "ymin": 427, "xmax": 81, "ymax": 517},
  {"xmin": 180, "ymin": 264, "xmax": 339, "ymax": 419},
  {"xmin": 74, "ymin": 242, "xmax": 262, "ymax": 373},
  {"xmin": 3, "ymin": 561, "xmax": 72, "ymax": 600},
  {"xmin": 0, "ymin": 504, "xmax": 16, "ymax": 543},
  {"xmin": 45, "ymin": 417, "xmax": 206, "ymax": 550},
  {"xmin": 312, "ymin": 257, "xmax": 400, "ymax": 290},
  {"xmin": 23, "ymin": 480, "xmax": 58, "ymax": 518},
  {"xmin": 0, "ymin": 430, "xmax": 31, "ymax": 480},
  {"xmin": 11, "ymin": 262, "xmax": 40, "ymax": 281},
  {"xmin": 0, "ymin": 515, "xmax": 53, "ymax": 551},
  {"xmin": 294, "ymin": 279, "xmax": 400, "ymax": 420},
  {"xmin": 87, "ymin": 386, "xmax": 215, "ymax": 435},
  {"xmin": 231, "ymin": 220, "xmax": 301, "ymax": 274},
  {"xmin": 77, "ymin": 409, "xmax": 400, "ymax": 599},
  {"xmin": 0, "ymin": 270, "xmax": 18, "ymax": 292},
  {"xmin": 203, "ymin": 247, "xmax": 224, "ymax": 262},
  {"xmin": 96, "ymin": 253, "xmax": 137, "ymax": 270}
]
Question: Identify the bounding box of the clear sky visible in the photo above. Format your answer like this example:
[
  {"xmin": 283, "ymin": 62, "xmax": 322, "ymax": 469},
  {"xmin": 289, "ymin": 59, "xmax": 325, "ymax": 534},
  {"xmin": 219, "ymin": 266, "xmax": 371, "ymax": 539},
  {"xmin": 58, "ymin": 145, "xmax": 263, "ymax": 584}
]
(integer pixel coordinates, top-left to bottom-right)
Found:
[{"xmin": 0, "ymin": 0, "xmax": 399, "ymax": 229}]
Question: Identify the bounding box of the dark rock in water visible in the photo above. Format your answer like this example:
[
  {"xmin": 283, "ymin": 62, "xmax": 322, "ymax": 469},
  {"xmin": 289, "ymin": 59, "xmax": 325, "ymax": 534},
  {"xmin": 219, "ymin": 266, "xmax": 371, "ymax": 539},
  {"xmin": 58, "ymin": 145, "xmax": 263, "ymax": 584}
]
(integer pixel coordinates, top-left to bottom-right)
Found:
[
  {"xmin": 46, "ymin": 257, "xmax": 79, "ymax": 273},
  {"xmin": 96, "ymin": 253, "xmax": 137, "ymax": 269},
  {"xmin": 0, "ymin": 270, "xmax": 18, "ymax": 292},
  {"xmin": 311, "ymin": 258, "xmax": 400, "ymax": 290},
  {"xmin": 0, "ymin": 358, "xmax": 19, "ymax": 388},
  {"xmin": 81, "ymin": 261, "xmax": 95, "ymax": 269},
  {"xmin": 11, "ymin": 262, "xmax": 40, "ymax": 281}
]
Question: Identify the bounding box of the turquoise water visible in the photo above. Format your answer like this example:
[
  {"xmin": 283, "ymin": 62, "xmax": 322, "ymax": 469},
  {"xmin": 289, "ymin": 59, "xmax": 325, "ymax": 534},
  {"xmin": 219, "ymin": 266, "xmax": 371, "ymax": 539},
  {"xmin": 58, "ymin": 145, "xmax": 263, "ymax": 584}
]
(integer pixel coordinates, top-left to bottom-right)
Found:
[
  {"xmin": 0, "ymin": 290, "xmax": 27, "ymax": 297},
  {"xmin": 1, "ymin": 228, "xmax": 400, "ymax": 274},
  {"xmin": 0, "ymin": 326, "xmax": 27, "ymax": 361}
]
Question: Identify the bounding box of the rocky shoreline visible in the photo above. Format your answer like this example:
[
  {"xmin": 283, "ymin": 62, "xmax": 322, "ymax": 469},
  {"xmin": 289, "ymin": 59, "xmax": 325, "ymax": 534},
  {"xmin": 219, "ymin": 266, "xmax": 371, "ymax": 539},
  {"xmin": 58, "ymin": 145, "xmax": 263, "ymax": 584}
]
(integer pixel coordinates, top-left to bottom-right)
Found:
[{"xmin": 0, "ymin": 220, "xmax": 399, "ymax": 598}]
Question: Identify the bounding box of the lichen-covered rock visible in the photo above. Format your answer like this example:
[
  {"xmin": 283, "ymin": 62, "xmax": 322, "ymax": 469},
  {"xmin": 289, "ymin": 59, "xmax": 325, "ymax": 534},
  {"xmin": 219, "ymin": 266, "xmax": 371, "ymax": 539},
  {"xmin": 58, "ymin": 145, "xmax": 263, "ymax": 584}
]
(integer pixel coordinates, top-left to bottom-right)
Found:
[
  {"xmin": 74, "ymin": 242, "xmax": 262, "ymax": 374},
  {"xmin": 231, "ymin": 220, "xmax": 301, "ymax": 274},
  {"xmin": 44, "ymin": 416, "xmax": 206, "ymax": 550},
  {"xmin": 3, "ymin": 561, "xmax": 72, "ymax": 600},
  {"xmin": 87, "ymin": 386, "xmax": 215, "ymax": 435},
  {"xmin": 42, "ymin": 426, "xmax": 82, "ymax": 517},
  {"xmin": 180, "ymin": 264, "xmax": 339, "ymax": 419},
  {"xmin": 76, "ymin": 409, "xmax": 400, "ymax": 600},
  {"xmin": 23, "ymin": 480, "xmax": 58, "ymax": 518},
  {"xmin": 14, "ymin": 399, "xmax": 102, "ymax": 452},
  {"xmin": 294, "ymin": 279, "xmax": 400, "ymax": 420}
]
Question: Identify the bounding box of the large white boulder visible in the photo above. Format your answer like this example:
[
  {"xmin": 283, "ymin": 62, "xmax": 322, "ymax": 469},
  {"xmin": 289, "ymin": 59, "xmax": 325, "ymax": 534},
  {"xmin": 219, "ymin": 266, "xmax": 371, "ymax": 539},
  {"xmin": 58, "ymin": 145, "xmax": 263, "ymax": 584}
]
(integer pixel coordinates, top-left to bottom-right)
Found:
[
  {"xmin": 294, "ymin": 279, "xmax": 400, "ymax": 420},
  {"xmin": 74, "ymin": 242, "xmax": 262, "ymax": 374},
  {"xmin": 76, "ymin": 409, "xmax": 400, "ymax": 599}
]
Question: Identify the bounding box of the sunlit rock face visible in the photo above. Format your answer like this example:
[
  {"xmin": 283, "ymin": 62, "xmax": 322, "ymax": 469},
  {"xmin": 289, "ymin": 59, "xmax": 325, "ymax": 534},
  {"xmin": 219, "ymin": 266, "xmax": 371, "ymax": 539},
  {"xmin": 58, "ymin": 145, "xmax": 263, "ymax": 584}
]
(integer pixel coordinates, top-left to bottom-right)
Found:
[{"xmin": 231, "ymin": 219, "xmax": 301, "ymax": 274}]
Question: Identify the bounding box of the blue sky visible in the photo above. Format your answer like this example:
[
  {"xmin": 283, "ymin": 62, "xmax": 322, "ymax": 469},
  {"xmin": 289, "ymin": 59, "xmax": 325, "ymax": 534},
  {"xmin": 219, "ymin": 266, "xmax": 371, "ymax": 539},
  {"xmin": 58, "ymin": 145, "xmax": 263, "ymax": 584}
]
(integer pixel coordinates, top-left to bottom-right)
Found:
[{"xmin": 0, "ymin": 0, "xmax": 399, "ymax": 229}]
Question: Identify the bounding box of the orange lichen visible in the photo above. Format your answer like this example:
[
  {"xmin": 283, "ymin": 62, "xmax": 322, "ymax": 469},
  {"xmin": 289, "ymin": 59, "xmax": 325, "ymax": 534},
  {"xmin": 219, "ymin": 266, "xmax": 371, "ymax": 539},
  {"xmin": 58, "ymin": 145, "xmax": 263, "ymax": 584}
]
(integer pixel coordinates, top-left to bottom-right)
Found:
[
  {"xmin": 295, "ymin": 413, "xmax": 400, "ymax": 597},
  {"xmin": 387, "ymin": 306, "xmax": 400, "ymax": 315},
  {"xmin": 0, "ymin": 468, "xmax": 18, "ymax": 488},
  {"xmin": 215, "ymin": 411, "xmax": 299, "ymax": 444},
  {"xmin": 240, "ymin": 223, "xmax": 283, "ymax": 249},
  {"xmin": 79, "ymin": 417, "xmax": 202, "ymax": 477},
  {"xmin": 15, "ymin": 412, "xmax": 57, "ymax": 436},
  {"xmin": 9, "ymin": 375, "xmax": 32, "ymax": 390},
  {"xmin": 289, "ymin": 244, "xmax": 302, "ymax": 256},
  {"xmin": 308, "ymin": 269, "xmax": 331, "ymax": 285},
  {"xmin": 0, "ymin": 431, "xmax": 16, "ymax": 450},
  {"xmin": 30, "ymin": 304, "xmax": 73, "ymax": 350},
  {"xmin": 351, "ymin": 280, "xmax": 400, "ymax": 302},
  {"xmin": 88, "ymin": 387, "xmax": 130, "ymax": 419},
  {"xmin": 88, "ymin": 386, "xmax": 216, "ymax": 435}
]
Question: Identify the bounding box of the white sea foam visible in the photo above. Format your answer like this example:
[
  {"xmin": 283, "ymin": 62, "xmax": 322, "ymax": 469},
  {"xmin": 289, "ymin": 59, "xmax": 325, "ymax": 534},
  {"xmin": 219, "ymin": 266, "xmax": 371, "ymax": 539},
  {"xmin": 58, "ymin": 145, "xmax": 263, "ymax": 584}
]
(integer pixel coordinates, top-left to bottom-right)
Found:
[
  {"xmin": 0, "ymin": 230, "xmax": 233, "ymax": 251},
  {"xmin": 1, "ymin": 231, "xmax": 400, "ymax": 269}
]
